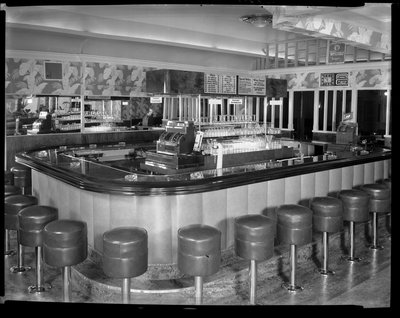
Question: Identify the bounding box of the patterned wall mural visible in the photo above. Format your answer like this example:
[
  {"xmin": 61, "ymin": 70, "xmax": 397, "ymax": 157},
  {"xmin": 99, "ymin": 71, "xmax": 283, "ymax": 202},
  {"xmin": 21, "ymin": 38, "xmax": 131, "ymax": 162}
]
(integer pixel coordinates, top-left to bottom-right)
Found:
[
  {"xmin": 267, "ymin": 68, "xmax": 391, "ymax": 90},
  {"xmin": 5, "ymin": 58, "xmax": 82, "ymax": 95}
]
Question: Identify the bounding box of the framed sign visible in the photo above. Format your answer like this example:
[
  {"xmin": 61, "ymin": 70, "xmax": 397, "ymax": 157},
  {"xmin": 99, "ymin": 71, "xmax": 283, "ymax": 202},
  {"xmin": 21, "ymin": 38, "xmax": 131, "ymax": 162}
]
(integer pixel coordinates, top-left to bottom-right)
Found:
[
  {"xmin": 320, "ymin": 72, "xmax": 348, "ymax": 87},
  {"xmin": 327, "ymin": 41, "xmax": 346, "ymax": 65}
]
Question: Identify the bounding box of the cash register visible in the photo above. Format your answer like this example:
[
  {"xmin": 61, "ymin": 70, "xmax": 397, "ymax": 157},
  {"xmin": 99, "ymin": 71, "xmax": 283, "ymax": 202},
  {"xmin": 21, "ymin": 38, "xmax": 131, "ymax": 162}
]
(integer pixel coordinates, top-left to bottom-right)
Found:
[
  {"xmin": 141, "ymin": 120, "xmax": 204, "ymax": 172},
  {"xmin": 28, "ymin": 111, "xmax": 53, "ymax": 134}
]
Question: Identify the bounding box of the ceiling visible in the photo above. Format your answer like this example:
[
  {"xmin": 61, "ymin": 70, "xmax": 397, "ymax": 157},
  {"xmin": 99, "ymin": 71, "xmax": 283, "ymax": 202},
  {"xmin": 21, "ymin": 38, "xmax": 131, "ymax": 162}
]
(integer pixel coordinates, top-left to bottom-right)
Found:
[{"xmin": 3, "ymin": 3, "xmax": 392, "ymax": 58}]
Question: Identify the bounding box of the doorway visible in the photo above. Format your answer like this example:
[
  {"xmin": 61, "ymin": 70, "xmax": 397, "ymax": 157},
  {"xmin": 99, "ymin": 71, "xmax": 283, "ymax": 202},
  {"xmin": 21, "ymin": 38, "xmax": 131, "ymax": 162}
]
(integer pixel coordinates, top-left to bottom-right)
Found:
[{"xmin": 293, "ymin": 91, "xmax": 314, "ymax": 141}]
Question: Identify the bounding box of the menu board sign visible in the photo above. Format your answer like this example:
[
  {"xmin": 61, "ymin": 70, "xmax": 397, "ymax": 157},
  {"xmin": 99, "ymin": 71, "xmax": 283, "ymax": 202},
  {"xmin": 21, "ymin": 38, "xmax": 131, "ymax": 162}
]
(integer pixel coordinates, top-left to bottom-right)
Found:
[
  {"xmin": 220, "ymin": 75, "xmax": 237, "ymax": 94},
  {"xmin": 204, "ymin": 74, "xmax": 219, "ymax": 94},
  {"xmin": 237, "ymin": 76, "xmax": 266, "ymax": 95},
  {"xmin": 320, "ymin": 72, "xmax": 349, "ymax": 87},
  {"xmin": 204, "ymin": 74, "xmax": 237, "ymax": 94}
]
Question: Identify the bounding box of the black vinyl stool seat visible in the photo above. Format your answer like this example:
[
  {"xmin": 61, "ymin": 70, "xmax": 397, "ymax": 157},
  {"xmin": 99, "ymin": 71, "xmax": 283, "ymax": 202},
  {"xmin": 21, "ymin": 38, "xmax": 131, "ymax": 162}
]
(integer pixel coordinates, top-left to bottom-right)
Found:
[
  {"xmin": 11, "ymin": 165, "xmax": 31, "ymax": 195},
  {"xmin": 4, "ymin": 194, "xmax": 38, "ymax": 270},
  {"xmin": 178, "ymin": 224, "xmax": 221, "ymax": 305},
  {"xmin": 18, "ymin": 205, "xmax": 58, "ymax": 293},
  {"xmin": 382, "ymin": 178, "xmax": 391, "ymax": 203},
  {"xmin": 234, "ymin": 214, "xmax": 274, "ymax": 305},
  {"xmin": 5, "ymin": 185, "xmax": 22, "ymax": 197},
  {"xmin": 5, "ymin": 170, "xmax": 14, "ymax": 185},
  {"xmin": 103, "ymin": 226, "xmax": 148, "ymax": 304},
  {"xmin": 309, "ymin": 197, "xmax": 343, "ymax": 276},
  {"xmin": 276, "ymin": 204, "xmax": 313, "ymax": 292},
  {"xmin": 43, "ymin": 219, "xmax": 88, "ymax": 302},
  {"xmin": 360, "ymin": 183, "xmax": 390, "ymax": 250},
  {"xmin": 337, "ymin": 189, "xmax": 370, "ymax": 262}
]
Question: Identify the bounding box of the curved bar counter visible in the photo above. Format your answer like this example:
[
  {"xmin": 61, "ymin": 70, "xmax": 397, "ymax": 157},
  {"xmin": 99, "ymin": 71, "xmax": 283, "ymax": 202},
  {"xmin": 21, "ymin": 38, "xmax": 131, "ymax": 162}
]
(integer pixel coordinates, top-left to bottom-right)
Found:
[{"xmin": 16, "ymin": 141, "xmax": 391, "ymax": 272}]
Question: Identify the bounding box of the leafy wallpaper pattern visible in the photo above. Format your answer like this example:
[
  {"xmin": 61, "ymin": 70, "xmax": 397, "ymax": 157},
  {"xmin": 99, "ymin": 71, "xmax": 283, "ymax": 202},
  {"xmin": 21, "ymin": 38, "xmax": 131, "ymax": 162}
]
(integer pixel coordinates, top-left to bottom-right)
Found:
[
  {"xmin": 273, "ymin": 11, "xmax": 391, "ymax": 52},
  {"xmin": 5, "ymin": 58, "xmax": 391, "ymax": 98},
  {"xmin": 5, "ymin": 58, "xmax": 160, "ymax": 119},
  {"xmin": 268, "ymin": 68, "xmax": 390, "ymax": 90},
  {"xmin": 5, "ymin": 58, "xmax": 82, "ymax": 95}
]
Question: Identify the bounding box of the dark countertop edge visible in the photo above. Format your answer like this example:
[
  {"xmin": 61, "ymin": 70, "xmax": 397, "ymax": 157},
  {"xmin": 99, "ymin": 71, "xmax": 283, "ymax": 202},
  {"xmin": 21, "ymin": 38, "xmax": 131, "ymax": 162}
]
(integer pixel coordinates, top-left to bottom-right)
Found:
[{"xmin": 15, "ymin": 150, "xmax": 391, "ymax": 196}]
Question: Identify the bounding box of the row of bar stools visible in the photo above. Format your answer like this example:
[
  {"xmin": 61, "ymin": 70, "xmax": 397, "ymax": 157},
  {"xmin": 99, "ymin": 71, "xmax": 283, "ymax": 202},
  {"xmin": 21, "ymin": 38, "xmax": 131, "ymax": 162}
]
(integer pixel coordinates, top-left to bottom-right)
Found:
[
  {"xmin": 177, "ymin": 224, "xmax": 221, "ymax": 305},
  {"xmin": 276, "ymin": 204, "xmax": 313, "ymax": 292},
  {"xmin": 4, "ymin": 185, "xmax": 22, "ymax": 256},
  {"xmin": 43, "ymin": 219, "xmax": 88, "ymax": 302},
  {"xmin": 360, "ymin": 183, "xmax": 390, "ymax": 250},
  {"xmin": 309, "ymin": 197, "xmax": 343, "ymax": 276},
  {"xmin": 103, "ymin": 227, "xmax": 148, "ymax": 304},
  {"xmin": 4, "ymin": 194, "xmax": 38, "ymax": 272},
  {"xmin": 234, "ymin": 214, "xmax": 274, "ymax": 305},
  {"xmin": 11, "ymin": 164, "xmax": 31, "ymax": 195},
  {"xmin": 18, "ymin": 205, "xmax": 58, "ymax": 293},
  {"xmin": 337, "ymin": 189, "xmax": 370, "ymax": 262}
]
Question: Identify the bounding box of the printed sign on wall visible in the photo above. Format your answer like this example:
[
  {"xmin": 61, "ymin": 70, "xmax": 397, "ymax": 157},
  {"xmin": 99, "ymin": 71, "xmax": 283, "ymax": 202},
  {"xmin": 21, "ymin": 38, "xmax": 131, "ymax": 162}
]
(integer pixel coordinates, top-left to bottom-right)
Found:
[
  {"xmin": 204, "ymin": 74, "xmax": 237, "ymax": 94},
  {"xmin": 320, "ymin": 72, "xmax": 349, "ymax": 87},
  {"xmin": 327, "ymin": 41, "xmax": 346, "ymax": 65},
  {"xmin": 237, "ymin": 76, "xmax": 266, "ymax": 95}
]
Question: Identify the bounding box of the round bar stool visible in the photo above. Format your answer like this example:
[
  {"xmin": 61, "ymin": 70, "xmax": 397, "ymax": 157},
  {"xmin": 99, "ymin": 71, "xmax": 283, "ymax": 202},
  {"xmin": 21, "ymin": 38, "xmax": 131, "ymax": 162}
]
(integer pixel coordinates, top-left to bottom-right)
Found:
[
  {"xmin": 360, "ymin": 183, "xmax": 390, "ymax": 250},
  {"xmin": 276, "ymin": 204, "xmax": 313, "ymax": 293},
  {"xmin": 309, "ymin": 197, "xmax": 343, "ymax": 276},
  {"xmin": 178, "ymin": 224, "xmax": 221, "ymax": 305},
  {"xmin": 5, "ymin": 170, "xmax": 14, "ymax": 185},
  {"xmin": 234, "ymin": 214, "xmax": 274, "ymax": 305},
  {"xmin": 4, "ymin": 185, "xmax": 23, "ymax": 256},
  {"xmin": 382, "ymin": 178, "xmax": 391, "ymax": 239},
  {"xmin": 18, "ymin": 205, "xmax": 58, "ymax": 293},
  {"xmin": 337, "ymin": 189, "xmax": 370, "ymax": 262},
  {"xmin": 43, "ymin": 219, "xmax": 88, "ymax": 302},
  {"xmin": 11, "ymin": 164, "xmax": 31, "ymax": 195},
  {"xmin": 103, "ymin": 227, "xmax": 148, "ymax": 304},
  {"xmin": 4, "ymin": 194, "xmax": 38, "ymax": 271}
]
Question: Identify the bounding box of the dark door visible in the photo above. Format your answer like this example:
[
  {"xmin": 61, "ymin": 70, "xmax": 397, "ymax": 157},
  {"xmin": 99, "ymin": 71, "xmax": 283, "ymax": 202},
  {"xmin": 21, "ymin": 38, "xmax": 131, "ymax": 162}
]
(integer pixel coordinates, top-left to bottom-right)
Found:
[{"xmin": 293, "ymin": 91, "xmax": 314, "ymax": 141}]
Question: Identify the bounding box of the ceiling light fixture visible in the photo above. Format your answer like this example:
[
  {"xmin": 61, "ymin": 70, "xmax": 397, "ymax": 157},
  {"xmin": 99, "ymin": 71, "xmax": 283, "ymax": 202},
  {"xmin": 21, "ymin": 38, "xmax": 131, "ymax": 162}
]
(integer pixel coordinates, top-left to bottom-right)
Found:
[{"xmin": 239, "ymin": 14, "xmax": 273, "ymax": 28}]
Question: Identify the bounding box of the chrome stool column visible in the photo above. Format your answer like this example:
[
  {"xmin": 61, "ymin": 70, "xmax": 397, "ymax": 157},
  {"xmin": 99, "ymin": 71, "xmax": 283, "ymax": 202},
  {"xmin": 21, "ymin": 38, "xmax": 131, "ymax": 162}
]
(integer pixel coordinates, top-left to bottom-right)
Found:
[
  {"xmin": 360, "ymin": 183, "xmax": 390, "ymax": 250},
  {"xmin": 234, "ymin": 214, "xmax": 274, "ymax": 305},
  {"xmin": 4, "ymin": 185, "xmax": 23, "ymax": 256},
  {"xmin": 102, "ymin": 226, "xmax": 148, "ymax": 304},
  {"xmin": 178, "ymin": 224, "xmax": 221, "ymax": 305},
  {"xmin": 337, "ymin": 189, "xmax": 370, "ymax": 262},
  {"xmin": 18, "ymin": 205, "xmax": 58, "ymax": 292},
  {"xmin": 276, "ymin": 204, "xmax": 313, "ymax": 292},
  {"xmin": 309, "ymin": 197, "xmax": 343, "ymax": 276},
  {"xmin": 382, "ymin": 178, "xmax": 391, "ymax": 239},
  {"xmin": 5, "ymin": 194, "xmax": 38, "ymax": 272}
]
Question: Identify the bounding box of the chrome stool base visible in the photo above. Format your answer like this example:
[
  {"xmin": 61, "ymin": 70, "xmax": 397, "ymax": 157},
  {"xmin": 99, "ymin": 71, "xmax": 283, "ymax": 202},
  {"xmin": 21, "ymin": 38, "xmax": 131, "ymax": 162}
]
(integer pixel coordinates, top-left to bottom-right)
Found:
[
  {"xmin": 10, "ymin": 265, "xmax": 31, "ymax": 273},
  {"xmin": 5, "ymin": 249, "xmax": 16, "ymax": 256},
  {"xmin": 369, "ymin": 244, "xmax": 384, "ymax": 250},
  {"xmin": 281, "ymin": 282, "xmax": 303, "ymax": 293},
  {"xmin": 342, "ymin": 255, "xmax": 362, "ymax": 262},
  {"xmin": 28, "ymin": 283, "xmax": 52, "ymax": 293},
  {"xmin": 314, "ymin": 268, "xmax": 335, "ymax": 276}
]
